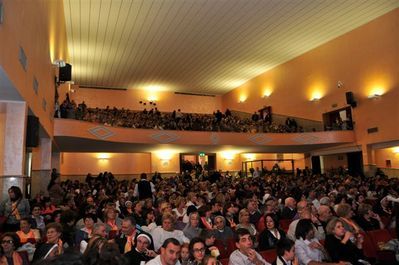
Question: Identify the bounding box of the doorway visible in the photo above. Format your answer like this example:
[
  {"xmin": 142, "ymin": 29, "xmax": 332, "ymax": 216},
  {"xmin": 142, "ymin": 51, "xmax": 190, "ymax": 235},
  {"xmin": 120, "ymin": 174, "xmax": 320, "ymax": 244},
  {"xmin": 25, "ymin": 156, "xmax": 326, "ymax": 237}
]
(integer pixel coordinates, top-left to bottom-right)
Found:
[{"xmin": 180, "ymin": 153, "xmax": 216, "ymax": 172}]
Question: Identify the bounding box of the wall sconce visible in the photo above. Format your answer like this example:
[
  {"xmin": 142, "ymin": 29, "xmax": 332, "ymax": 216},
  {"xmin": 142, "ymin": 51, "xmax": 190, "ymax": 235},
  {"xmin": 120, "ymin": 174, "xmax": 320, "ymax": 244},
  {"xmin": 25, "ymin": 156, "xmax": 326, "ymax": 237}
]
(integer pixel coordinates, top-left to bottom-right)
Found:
[
  {"xmin": 367, "ymin": 93, "xmax": 382, "ymax": 100},
  {"xmin": 97, "ymin": 153, "xmax": 110, "ymax": 160},
  {"xmin": 263, "ymin": 89, "xmax": 272, "ymax": 98},
  {"xmin": 310, "ymin": 97, "xmax": 321, "ymax": 102},
  {"xmin": 239, "ymin": 95, "xmax": 247, "ymax": 103},
  {"xmin": 392, "ymin": 147, "xmax": 399, "ymax": 154}
]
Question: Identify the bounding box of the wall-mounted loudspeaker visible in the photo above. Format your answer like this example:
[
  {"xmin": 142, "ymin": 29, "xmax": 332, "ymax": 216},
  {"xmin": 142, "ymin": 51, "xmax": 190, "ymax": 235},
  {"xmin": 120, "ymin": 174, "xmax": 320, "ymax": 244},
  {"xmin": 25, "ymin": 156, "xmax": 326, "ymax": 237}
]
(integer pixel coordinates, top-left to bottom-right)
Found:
[
  {"xmin": 59, "ymin": 63, "xmax": 72, "ymax": 82},
  {"xmin": 26, "ymin": 116, "xmax": 39, "ymax": 147},
  {"xmin": 345, "ymin": 91, "xmax": 357, "ymax": 108}
]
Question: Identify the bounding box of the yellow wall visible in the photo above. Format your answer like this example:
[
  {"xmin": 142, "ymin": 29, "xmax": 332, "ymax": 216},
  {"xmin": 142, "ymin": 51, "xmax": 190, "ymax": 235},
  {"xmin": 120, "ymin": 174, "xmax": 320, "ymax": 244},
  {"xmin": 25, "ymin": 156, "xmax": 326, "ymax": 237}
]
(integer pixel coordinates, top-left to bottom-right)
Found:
[
  {"xmin": 222, "ymin": 9, "xmax": 399, "ymax": 153},
  {"xmin": 60, "ymin": 152, "xmax": 151, "ymax": 176},
  {"xmin": 322, "ymin": 154, "xmax": 348, "ymax": 171},
  {"xmin": 0, "ymin": 0, "xmax": 68, "ymax": 137},
  {"xmin": 375, "ymin": 148, "xmax": 399, "ymax": 169}
]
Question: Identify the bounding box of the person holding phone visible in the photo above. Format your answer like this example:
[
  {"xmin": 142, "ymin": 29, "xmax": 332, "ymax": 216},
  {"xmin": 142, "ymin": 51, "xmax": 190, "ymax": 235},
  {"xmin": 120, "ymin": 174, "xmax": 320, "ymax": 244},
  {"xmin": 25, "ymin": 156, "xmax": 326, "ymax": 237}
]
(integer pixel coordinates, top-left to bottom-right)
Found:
[{"xmin": 124, "ymin": 233, "xmax": 156, "ymax": 265}]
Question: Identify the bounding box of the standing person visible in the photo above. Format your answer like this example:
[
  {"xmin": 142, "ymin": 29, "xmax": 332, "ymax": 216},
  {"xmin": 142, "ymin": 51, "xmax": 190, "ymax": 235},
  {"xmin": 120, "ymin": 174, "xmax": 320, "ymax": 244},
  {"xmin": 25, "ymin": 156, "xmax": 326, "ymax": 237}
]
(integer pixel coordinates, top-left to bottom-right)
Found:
[
  {"xmin": 134, "ymin": 173, "xmax": 155, "ymax": 200},
  {"xmin": 229, "ymin": 228, "xmax": 270, "ymax": 265},
  {"xmin": 47, "ymin": 174, "xmax": 64, "ymax": 206},
  {"xmin": 146, "ymin": 238, "xmax": 182, "ymax": 265},
  {"xmin": 0, "ymin": 186, "xmax": 30, "ymax": 232}
]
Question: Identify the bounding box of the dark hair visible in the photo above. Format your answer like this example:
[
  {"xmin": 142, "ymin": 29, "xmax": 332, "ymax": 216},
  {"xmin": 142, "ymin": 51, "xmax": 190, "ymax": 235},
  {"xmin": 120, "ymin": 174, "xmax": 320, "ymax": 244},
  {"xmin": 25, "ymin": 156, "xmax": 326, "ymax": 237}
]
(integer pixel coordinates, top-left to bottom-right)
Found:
[
  {"xmin": 161, "ymin": 238, "xmax": 180, "ymax": 249},
  {"xmin": 83, "ymin": 213, "xmax": 98, "ymax": 223},
  {"xmin": 140, "ymin": 173, "xmax": 147, "ymax": 180},
  {"xmin": 276, "ymin": 238, "xmax": 295, "ymax": 257},
  {"xmin": 295, "ymin": 219, "xmax": 314, "ymax": 239},
  {"xmin": 199, "ymin": 229, "xmax": 216, "ymax": 240},
  {"xmin": 264, "ymin": 213, "xmax": 279, "ymax": 228},
  {"xmin": 60, "ymin": 210, "xmax": 76, "ymax": 224},
  {"xmin": 8, "ymin": 186, "xmax": 22, "ymax": 201},
  {"xmin": 188, "ymin": 237, "xmax": 205, "ymax": 260},
  {"xmin": 234, "ymin": 228, "xmax": 251, "ymax": 243},
  {"xmin": 122, "ymin": 216, "xmax": 136, "ymax": 226},
  {"xmin": 0, "ymin": 232, "xmax": 21, "ymax": 250},
  {"xmin": 83, "ymin": 242, "xmax": 127, "ymax": 265},
  {"xmin": 48, "ymin": 174, "xmax": 60, "ymax": 191}
]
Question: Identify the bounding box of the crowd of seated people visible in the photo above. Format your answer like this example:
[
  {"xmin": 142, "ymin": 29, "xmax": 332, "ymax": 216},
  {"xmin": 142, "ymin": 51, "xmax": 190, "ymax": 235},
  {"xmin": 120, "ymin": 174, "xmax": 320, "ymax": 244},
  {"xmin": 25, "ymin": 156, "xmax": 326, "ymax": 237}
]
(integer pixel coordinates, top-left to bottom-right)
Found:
[
  {"xmin": 56, "ymin": 96, "xmax": 306, "ymax": 133},
  {"xmin": 0, "ymin": 167, "xmax": 398, "ymax": 265}
]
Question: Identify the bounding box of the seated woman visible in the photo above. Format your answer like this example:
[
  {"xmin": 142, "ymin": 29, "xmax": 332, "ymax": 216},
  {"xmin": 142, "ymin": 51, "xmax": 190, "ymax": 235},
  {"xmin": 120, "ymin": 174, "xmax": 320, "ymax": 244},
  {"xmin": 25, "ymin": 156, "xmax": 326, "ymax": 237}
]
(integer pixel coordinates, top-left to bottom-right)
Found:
[
  {"xmin": 198, "ymin": 205, "xmax": 213, "ymax": 230},
  {"xmin": 213, "ymin": 215, "xmax": 234, "ymax": 244},
  {"xmin": 236, "ymin": 208, "xmax": 257, "ymax": 237},
  {"xmin": 0, "ymin": 232, "xmax": 29, "ymax": 265},
  {"xmin": 324, "ymin": 217, "xmax": 367, "ymax": 265},
  {"xmin": 355, "ymin": 203, "xmax": 384, "ymax": 231},
  {"xmin": 124, "ymin": 233, "xmax": 157, "ymax": 264},
  {"xmin": 200, "ymin": 230, "xmax": 219, "ymax": 257},
  {"xmin": 16, "ymin": 218, "xmax": 41, "ymax": 245},
  {"xmin": 258, "ymin": 213, "xmax": 286, "ymax": 251},
  {"xmin": 335, "ymin": 203, "xmax": 362, "ymax": 234},
  {"xmin": 294, "ymin": 219, "xmax": 341, "ymax": 265},
  {"xmin": 32, "ymin": 222, "xmax": 63, "ymax": 263},
  {"xmin": 104, "ymin": 208, "xmax": 122, "ymax": 235},
  {"xmin": 75, "ymin": 213, "xmax": 97, "ymax": 247},
  {"xmin": 188, "ymin": 237, "xmax": 207, "ymax": 265},
  {"xmin": 183, "ymin": 212, "xmax": 203, "ymax": 240}
]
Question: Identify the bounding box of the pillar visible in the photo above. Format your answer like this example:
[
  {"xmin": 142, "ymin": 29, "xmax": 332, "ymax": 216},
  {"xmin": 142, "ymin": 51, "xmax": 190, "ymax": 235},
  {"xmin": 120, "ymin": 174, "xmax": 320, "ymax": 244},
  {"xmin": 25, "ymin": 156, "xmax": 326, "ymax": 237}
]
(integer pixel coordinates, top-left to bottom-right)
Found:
[
  {"xmin": 362, "ymin": 144, "xmax": 376, "ymax": 177},
  {"xmin": 0, "ymin": 101, "xmax": 27, "ymax": 198},
  {"xmin": 31, "ymin": 138, "xmax": 52, "ymax": 197}
]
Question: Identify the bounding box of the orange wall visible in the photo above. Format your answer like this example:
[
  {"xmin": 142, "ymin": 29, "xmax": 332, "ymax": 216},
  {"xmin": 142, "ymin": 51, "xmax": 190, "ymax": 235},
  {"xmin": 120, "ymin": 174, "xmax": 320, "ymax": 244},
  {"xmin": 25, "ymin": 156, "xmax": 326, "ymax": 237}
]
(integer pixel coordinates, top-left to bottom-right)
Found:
[
  {"xmin": 0, "ymin": 111, "xmax": 5, "ymax": 174},
  {"xmin": 60, "ymin": 152, "xmax": 151, "ymax": 176},
  {"xmin": 0, "ymin": 0, "xmax": 69, "ymax": 137},
  {"xmin": 322, "ymin": 154, "xmax": 348, "ymax": 171},
  {"xmin": 222, "ymin": 9, "xmax": 399, "ymax": 149},
  {"xmin": 69, "ymin": 87, "xmax": 223, "ymax": 114},
  {"xmin": 375, "ymin": 148, "xmax": 399, "ymax": 169},
  {"xmin": 151, "ymin": 152, "xmax": 180, "ymax": 173}
]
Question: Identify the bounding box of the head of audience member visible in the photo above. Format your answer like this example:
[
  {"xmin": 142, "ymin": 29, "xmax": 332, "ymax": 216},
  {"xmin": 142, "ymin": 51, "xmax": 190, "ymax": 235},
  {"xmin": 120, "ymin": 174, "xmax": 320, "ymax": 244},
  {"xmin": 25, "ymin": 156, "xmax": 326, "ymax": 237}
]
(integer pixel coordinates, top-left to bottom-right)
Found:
[
  {"xmin": 159, "ymin": 202, "xmax": 173, "ymax": 215},
  {"xmin": 264, "ymin": 199, "xmax": 277, "ymax": 214},
  {"xmin": 0, "ymin": 232, "xmax": 21, "ymax": 256},
  {"xmin": 200, "ymin": 230, "xmax": 216, "ymax": 247},
  {"xmin": 188, "ymin": 212, "xmax": 200, "ymax": 228},
  {"xmin": 86, "ymin": 196, "xmax": 95, "ymax": 206},
  {"xmin": 19, "ymin": 218, "xmax": 32, "ymax": 234},
  {"xmin": 143, "ymin": 208, "xmax": 156, "ymax": 224},
  {"xmin": 32, "ymin": 204, "xmax": 42, "ymax": 218},
  {"xmin": 214, "ymin": 215, "xmax": 226, "ymax": 231},
  {"xmin": 175, "ymin": 196, "xmax": 186, "ymax": 210},
  {"xmin": 83, "ymin": 213, "xmax": 97, "ymax": 231},
  {"xmin": 318, "ymin": 205, "xmax": 333, "ymax": 222},
  {"xmin": 246, "ymin": 199, "xmax": 258, "ymax": 213},
  {"xmin": 264, "ymin": 213, "xmax": 279, "ymax": 231},
  {"xmin": 357, "ymin": 203, "xmax": 376, "ymax": 220},
  {"xmin": 83, "ymin": 236, "xmax": 108, "ymax": 257},
  {"xmin": 296, "ymin": 200, "xmax": 308, "ymax": 213},
  {"xmin": 234, "ymin": 228, "xmax": 254, "ymax": 254},
  {"xmin": 326, "ymin": 217, "xmax": 346, "ymax": 239},
  {"xmin": 46, "ymin": 222, "xmax": 63, "ymax": 244},
  {"xmin": 299, "ymin": 207, "xmax": 312, "ymax": 220},
  {"xmin": 198, "ymin": 205, "xmax": 212, "ymax": 219},
  {"xmin": 34, "ymin": 249, "xmax": 85, "ymax": 265},
  {"xmin": 276, "ymin": 238, "xmax": 295, "ymax": 262},
  {"xmin": 203, "ymin": 255, "xmax": 219, "ymax": 265},
  {"xmin": 319, "ymin": 196, "xmax": 331, "ymax": 207},
  {"xmin": 335, "ymin": 203, "xmax": 353, "ymax": 219},
  {"xmin": 162, "ymin": 213, "xmax": 176, "ymax": 232},
  {"xmin": 120, "ymin": 217, "xmax": 136, "ymax": 237},
  {"xmin": 285, "ymin": 197, "xmax": 296, "ymax": 209},
  {"xmin": 52, "ymin": 210, "xmax": 62, "ymax": 223},
  {"xmin": 180, "ymin": 243, "xmax": 190, "ymax": 263},
  {"xmin": 295, "ymin": 219, "xmax": 315, "ymax": 241},
  {"xmin": 105, "ymin": 208, "xmax": 118, "ymax": 222},
  {"xmin": 92, "ymin": 223, "xmax": 107, "ymax": 238},
  {"xmin": 133, "ymin": 201, "xmax": 143, "ymax": 215},
  {"xmin": 86, "ymin": 241, "xmax": 127, "ymax": 265},
  {"xmin": 224, "ymin": 202, "xmax": 239, "ymax": 215},
  {"xmin": 160, "ymin": 238, "xmax": 181, "ymax": 265},
  {"xmin": 189, "ymin": 237, "xmax": 206, "ymax": 263},
  {"xmin": 8, "ymin": 186, "xmax": 23, "ymax": 202},
  {"xmin": 134, "ymin": 234, "xmax": 152, "ymax": 253},
  {"xmin": 238, "ymin": 208, "xmax": 250, "ymax": 225}
]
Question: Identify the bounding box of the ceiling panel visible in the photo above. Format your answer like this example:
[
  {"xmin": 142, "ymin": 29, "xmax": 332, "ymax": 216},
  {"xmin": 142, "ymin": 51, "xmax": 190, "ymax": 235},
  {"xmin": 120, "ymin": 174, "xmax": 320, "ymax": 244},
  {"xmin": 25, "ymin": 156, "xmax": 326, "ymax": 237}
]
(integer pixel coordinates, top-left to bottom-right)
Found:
[{"xmin": 63, "ymin": 0, "xmax": 399, "ymax": 94}]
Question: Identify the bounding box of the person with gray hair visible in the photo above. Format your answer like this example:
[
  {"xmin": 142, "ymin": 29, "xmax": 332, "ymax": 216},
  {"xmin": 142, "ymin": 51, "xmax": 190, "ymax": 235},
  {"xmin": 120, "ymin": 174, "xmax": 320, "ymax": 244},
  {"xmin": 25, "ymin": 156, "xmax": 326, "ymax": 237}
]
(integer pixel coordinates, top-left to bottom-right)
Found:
[{"xmin": 183, "ymin": 212, "xmax": 202, "ymax": 240}]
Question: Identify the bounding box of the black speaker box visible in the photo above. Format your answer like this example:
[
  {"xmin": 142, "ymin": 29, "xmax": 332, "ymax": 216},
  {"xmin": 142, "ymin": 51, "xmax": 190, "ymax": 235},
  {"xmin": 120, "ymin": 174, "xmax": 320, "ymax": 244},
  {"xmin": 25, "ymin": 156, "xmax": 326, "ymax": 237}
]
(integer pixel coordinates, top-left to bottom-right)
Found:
[
  {"xmin": 59, "ymin": 63, "xmax": 72, "ymax": 82},
  {"xmin": 26, "ymin": 116, "xmax": 39, "ymax": 147},
  {"xmin": 345, "ymin": 91, "xmax": 357, "ymax": 107}
]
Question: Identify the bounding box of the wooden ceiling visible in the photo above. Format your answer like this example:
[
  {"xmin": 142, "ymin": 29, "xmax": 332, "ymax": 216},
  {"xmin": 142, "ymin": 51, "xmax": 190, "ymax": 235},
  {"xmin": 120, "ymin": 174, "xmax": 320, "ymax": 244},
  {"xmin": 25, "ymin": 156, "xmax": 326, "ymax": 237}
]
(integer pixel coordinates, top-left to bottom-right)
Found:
[{"xmin": 63, "ymin": 0, "xmax": 398, "ymax": 95}]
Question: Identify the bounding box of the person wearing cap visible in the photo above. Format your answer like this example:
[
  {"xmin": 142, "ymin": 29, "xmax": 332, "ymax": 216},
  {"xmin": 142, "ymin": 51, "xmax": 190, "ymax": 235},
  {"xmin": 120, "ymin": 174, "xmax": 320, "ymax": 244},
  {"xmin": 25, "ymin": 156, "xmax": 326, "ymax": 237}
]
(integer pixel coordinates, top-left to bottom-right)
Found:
[{"xmin": 125, "ymin": 233, "xmax": 157, "ymax": 264}]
